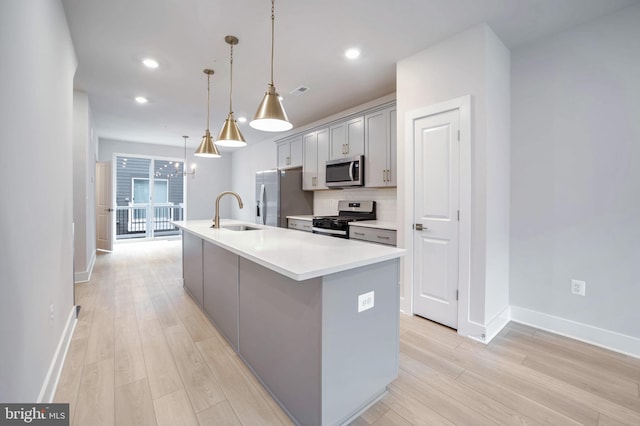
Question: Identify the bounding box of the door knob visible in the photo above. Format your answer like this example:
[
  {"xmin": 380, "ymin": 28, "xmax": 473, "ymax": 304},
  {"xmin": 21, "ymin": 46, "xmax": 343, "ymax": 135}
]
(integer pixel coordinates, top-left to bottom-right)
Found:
[{"xmin": 413, "ymin": 223, "xmax": 426, "ymax": 231}]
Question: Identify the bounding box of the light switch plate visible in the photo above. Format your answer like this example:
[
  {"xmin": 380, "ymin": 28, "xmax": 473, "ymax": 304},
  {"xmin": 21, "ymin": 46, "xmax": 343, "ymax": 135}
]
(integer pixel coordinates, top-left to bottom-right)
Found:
[{"xmin": 358, "ymin": 291, "xmax": 375, "ymax": 312}]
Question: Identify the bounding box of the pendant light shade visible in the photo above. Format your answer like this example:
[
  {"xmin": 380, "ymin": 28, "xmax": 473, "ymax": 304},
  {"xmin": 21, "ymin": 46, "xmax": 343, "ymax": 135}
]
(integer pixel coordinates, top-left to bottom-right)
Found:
[
  {"xmin": 195, "ymin": 69, "xmax": 221, "ymax": 158},
  {"xmin": 216, "ymin": 36, "xmax": 247, "ymax": 147},
  {"xmin": 251, "ymin": 85, "xmax": 292, "ymax": 132},
  {"xmin": 250, "ymin": 0, "xmax": 292, "ymax": 132}
]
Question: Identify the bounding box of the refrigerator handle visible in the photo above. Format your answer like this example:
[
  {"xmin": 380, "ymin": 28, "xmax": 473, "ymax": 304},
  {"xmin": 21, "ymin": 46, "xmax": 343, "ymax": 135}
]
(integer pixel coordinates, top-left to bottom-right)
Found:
[{"xmin": 259, "ymin": 184, "xmax": 266, "ymax": 225}]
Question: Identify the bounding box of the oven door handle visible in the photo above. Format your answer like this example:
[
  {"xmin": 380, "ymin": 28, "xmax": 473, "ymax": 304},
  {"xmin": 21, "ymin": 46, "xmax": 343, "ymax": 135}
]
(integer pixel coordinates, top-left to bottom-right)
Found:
[
  {"xmin": 312, "ymin": 227, "xmax": 347, "ymax": 236},
  {"xmin": 349, "ymin": 161, "xmax": 355, "ymax": 181}
]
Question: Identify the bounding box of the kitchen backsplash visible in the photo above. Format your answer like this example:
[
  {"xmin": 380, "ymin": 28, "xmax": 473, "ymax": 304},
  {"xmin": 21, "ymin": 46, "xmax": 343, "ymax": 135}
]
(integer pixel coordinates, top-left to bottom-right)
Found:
[{"xmin": 314, "ymin": 187, "xmax": 397, "ymax": 221}]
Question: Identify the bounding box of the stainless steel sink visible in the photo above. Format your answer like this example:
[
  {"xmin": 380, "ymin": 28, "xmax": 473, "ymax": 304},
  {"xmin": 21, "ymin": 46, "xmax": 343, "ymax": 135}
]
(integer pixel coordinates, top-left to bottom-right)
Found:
[{"xmin": 221, "ymin": 224, "xmax": 260, "ymax": 232}]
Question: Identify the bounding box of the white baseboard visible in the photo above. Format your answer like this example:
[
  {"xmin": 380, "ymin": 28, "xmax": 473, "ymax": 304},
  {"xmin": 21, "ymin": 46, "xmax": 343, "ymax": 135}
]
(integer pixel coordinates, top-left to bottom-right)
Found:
[
  {"xmin": 74, "ymin": 251, "xmax": 96, "ymax": 283},
  {"xmin": 457, "ymin": 305, "xmax": 510, "ymax": 344},
  {"xmin": 484, "ymin": 305, "xmax": 511, "ymax": 343},
  {"xmin": 510, "ymin": 305, "xmax": 640, "ymax": 359},
  {"xmin": 37, "ymin": 306, "xmax": 77, "ymax": 403}
]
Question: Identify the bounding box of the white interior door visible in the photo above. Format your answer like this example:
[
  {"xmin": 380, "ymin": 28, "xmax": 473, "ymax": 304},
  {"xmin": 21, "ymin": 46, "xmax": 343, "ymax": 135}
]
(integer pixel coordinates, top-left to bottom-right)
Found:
[
  {"xmin": 412, "ymin": 109, "xmax": 460, "ymax": 328},
  {"xmin": 96, "ymin": 161, "xmax": 113, "ymax": 251}
]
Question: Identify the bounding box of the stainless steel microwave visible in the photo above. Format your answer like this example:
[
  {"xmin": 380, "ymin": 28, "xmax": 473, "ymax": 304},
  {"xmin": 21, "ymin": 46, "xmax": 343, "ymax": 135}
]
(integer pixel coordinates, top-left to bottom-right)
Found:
[{"xmin": 325, "ymin": 155, "xmax": 364, "ymax": 187}]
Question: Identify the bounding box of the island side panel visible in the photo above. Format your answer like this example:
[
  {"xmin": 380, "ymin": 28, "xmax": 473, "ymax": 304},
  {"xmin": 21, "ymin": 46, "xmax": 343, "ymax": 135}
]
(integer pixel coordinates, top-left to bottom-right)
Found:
[
  {"xmin": 203, "ymin": 241, "xmax": 240, "ymax": 350},
  {"xmin": 182, "ymin": 231, "xmax": 204, "ymax": 307},
  {"xmin": 321, "ymin": 259, "xmax": 400, "ymax": 425},
  {"xmin": 238, "ymin": 258, "xmax": 323, "ymax": 426}
]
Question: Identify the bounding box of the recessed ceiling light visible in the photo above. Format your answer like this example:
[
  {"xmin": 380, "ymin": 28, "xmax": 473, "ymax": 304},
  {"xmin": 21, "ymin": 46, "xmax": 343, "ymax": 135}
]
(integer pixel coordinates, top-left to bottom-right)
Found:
[
  {"xmin": 237, "ymin": 116, "xmax": 247, "ymax": 123},
  {"xmin": 345, "ymin": 48, "xmax": 360, "ymax": 60},
  {"xmin": 135, "ymin": 96, "xmax": 148, "ymax": 104},
  {"xmin": 142, "ymin": 58, "xmax": 159, "ymax": 69}
]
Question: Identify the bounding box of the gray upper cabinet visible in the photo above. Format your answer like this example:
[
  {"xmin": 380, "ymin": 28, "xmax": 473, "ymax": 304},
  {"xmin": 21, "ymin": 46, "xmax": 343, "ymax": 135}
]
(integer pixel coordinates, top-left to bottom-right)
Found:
[
  {"xmin": 277, "ymin": 135, "xmax": 303, "ymax": 169},
  {"xmin": 302, "ymin": 127, "xmax": 329, "ymax": 190},
  {"xmin": 365, "ymin": 105, "xmax": 397, "ymax": 187},
  {"xmin": 329, "ymin": 116, "xmax": 364, "ymax": 160}
]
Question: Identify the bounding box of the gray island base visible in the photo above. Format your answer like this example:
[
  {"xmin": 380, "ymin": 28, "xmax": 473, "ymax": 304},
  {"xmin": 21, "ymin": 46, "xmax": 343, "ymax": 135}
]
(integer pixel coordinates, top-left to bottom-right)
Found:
[{"xmin": 178, "ymin": 224, "xmax": 402, "ymax": 426}]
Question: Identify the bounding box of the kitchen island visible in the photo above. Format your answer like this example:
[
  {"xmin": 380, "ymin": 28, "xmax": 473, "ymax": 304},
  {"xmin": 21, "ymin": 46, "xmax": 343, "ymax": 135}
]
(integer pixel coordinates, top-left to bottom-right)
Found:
[{"xmin": 173, "ymin": 219, "xmax": 405, "ymax": 426}]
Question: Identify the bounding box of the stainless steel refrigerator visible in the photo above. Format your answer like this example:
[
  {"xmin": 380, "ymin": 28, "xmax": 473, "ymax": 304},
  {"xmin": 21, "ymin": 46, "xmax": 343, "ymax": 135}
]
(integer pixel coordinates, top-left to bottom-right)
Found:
[{"xmin": 255, "ymin": 167, "xmax": 313, "ymax": 227}]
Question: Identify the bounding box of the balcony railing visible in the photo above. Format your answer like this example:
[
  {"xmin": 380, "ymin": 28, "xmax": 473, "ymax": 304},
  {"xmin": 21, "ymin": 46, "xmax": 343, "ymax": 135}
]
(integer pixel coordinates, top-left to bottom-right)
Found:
[{"xmin": 116, "ymin": 204, "xmax": 183, "ymax": 239}]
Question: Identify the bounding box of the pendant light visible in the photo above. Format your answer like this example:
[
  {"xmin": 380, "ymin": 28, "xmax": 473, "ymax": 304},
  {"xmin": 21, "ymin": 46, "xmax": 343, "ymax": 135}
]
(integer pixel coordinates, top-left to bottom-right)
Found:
[
  {"xmin": 195, "ymin": 69, "xmax": 221, "ymax": 157},
  {"xmin": 216, "ymin": 36, "xmax": 247, "ymax": 147},
  {"xmin": 250, "ymin": 0, "xmax": 292, "ymax": 132}
]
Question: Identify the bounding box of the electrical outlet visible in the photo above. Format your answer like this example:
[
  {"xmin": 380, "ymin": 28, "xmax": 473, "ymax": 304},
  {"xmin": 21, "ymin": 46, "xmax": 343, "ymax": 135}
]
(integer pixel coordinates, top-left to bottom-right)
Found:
[
  {"xmin": 358, "ymin": 291, "xmax": 375, "ymax": 313},
  {"xmin": 49, "ymin": 304, "xmax": 55, "ymax": 321},
  {"xmin": 571, "ymin": 280, "xmax": 586, "ymax": 296}
]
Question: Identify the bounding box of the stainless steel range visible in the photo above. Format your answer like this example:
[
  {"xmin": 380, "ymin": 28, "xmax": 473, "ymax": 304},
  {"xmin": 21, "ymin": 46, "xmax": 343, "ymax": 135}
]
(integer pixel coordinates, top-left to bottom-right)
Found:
[{"xmin": 312, "ymin": 200, "xmax": 376, "ymax": 238}]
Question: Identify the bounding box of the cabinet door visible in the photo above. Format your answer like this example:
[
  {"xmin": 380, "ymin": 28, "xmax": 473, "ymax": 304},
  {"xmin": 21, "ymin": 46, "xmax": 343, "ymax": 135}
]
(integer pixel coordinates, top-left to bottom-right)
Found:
[
  {"xmin": 277, "ymin": 141, "xmax": 290, "ymax": 168},
  {"xmin": 329, "ymin": 122, "xmax": 346, "ymax": 160},
  {"xmin": 203, "ymin": 242, "xmax": 239, "ymax": 349},
  {"xmin": 345, "ymin": 116, "xmax": 364, "ymax": 157},
  {"xmin": 302, "ymin": 132, "xmax": 317, "ymax": 190},
  {"xmin": 182, "ymin": 232, "xmax": 203, "ymax": 307},
  {"xmin": 365, "ymin": 106, "xmax": 397, "ymax": 188},
  {"xmin": 365, "ymin": 110, "xmax": 388, "ymax": 187},
  {"xmin": 387, "ymin": 107, "xmax": 397, "ymax": 186},
  {"xmin": 316, "ymin": 128, "xmax": 329, "ymax": 189},
  {"xmin": 289, "ymin": 136, "xmax": 303, "ymax": 167}
]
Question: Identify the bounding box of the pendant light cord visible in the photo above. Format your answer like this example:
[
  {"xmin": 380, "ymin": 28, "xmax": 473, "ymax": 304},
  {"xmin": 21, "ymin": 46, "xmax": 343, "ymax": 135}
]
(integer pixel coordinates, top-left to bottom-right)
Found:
[
  {"xmin": 229, "ymin": 43, "xmax": 234, "ymax": 114},
  {"xmin": 270, "ymin": 0, "xmax": 275, "ymax": 87},
  {"xmin": 206, "ymin": 73, "xmax": 211, "ymax": 131}
]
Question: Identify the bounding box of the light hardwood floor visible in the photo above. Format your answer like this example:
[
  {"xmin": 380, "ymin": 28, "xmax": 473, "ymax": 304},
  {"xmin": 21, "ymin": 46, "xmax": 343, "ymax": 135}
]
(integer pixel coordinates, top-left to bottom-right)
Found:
[{"xmin": 54, "ymin": 239, "xmax": 640, "ymax": 425}]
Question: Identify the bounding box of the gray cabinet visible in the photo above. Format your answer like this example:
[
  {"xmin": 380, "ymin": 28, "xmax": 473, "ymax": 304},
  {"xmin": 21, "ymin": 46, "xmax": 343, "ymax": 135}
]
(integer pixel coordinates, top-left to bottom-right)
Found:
[
  {"xmin": 277, "ymin": 135, "xmax": 303, "ymax": 169},
  {"xmin": 329, "ymin": 116, "xmax": 364, "ymax": 160},
  {"xmin": 302, "ymin": 127, "xmax": 329, "ymax": 190},
  {"xmin": 288, "ymin": 218, "xmax": 313, "ymax": 232},
  {"xmin": 365, "ymin": 105, "xmax": 397, "ymax": 187},
  {"xmin": 203, "ymin": 241, "xmax": 239, "ymax": 349},
  {"xmin": 349, "ymin": 225, "xmax": 397, "ymax": 246},
  {"xmin": 182, "ymin": 232, "xmax": 203, "ymax": 307}
]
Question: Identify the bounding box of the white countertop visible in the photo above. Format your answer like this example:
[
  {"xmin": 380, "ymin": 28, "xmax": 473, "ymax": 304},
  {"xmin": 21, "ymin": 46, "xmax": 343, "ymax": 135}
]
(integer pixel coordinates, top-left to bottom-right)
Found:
[
  {"xmin": 173, "ymin": 219, "xmax": 405, "ymax": 281},
  {"xmin": 348, "ymin": 220, "xmax": 398, "ymax": 231},
  {"xmin": 286, "ymin": 215, "xmax": 314, "ymax": 221}
]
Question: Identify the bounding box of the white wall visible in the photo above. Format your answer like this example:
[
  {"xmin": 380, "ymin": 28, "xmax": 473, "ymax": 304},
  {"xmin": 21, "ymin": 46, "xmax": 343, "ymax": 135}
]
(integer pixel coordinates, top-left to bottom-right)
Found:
[
  {"xmin": 231, "ymin": 136, "xmax": 279, "ymax": 223},
  {"xmin": 0, "ymin": 0, "xmax": 77, "ymax": 401},
  {"xmin": 397, "ymin": 24, "xmax": 511, "ymax": 335},
  {"xmin": 98, "ymin": 138, "xmax": 234, "ymax": 221},
  {"xmin": 73, "ymin": 90, "xmax": 97, "ymax": 282},
  {"xmin": 510, "ymin": 4, "xmax": 640, "ymax": 339},
  {"xmin": 484, "ymin": 28, "xmax": 511, "ymax": 328}
]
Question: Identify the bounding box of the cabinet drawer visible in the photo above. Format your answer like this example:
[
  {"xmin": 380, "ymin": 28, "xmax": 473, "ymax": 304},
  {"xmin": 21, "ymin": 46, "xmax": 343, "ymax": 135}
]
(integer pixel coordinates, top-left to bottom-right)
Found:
[
  {"xmin": 288, "ymin": 218, "xmax": 312, "ymax": 232},
  {"xmin": 349, "ymin": 226, "xmax": 396, "ymax": 246}
]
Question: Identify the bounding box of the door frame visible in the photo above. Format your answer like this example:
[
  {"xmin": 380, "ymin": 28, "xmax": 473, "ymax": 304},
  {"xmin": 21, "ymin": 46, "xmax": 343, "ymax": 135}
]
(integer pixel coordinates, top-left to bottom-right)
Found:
[
  {"xmin": 403, "ymin": 95, "xmax": 474, "ymax": 337},
  {"xmin": 112, "ymin": 152, "xmax": 187, "ymax": 241}
]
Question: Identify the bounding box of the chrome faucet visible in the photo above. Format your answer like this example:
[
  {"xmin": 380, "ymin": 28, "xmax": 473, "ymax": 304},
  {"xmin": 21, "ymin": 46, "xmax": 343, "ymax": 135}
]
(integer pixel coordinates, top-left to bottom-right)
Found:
[{"xmin": 213, "ymin": 191, "xmax": 244, "ymax": 228}]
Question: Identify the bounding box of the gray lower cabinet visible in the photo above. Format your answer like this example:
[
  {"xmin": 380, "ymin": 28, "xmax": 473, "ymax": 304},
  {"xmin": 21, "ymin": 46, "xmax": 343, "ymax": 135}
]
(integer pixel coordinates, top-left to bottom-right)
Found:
[
  {"xmin": 182, "ymin": 231, "xmax": 203, "ymax": 307},
  {"xmin": 288, "ymin": 218, "xmax": 312, "ymax": 232},
  {"xmin": 349, "ymin": 225, "xmax": 397, "ymax": 246},
  {"xmin": 203, "ymin": 241, "xmax": 239, "ymax": 350}
]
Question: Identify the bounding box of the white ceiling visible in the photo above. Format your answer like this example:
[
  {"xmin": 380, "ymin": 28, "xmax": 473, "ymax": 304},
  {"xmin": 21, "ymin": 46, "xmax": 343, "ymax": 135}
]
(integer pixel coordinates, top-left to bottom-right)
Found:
[{"xmin": 62, "ymin": 0, "xmax": 638, "ymax": 150}]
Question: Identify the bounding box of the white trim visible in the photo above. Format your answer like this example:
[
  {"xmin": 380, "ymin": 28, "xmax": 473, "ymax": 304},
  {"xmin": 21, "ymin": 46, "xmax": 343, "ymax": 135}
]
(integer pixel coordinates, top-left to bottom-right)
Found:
[
  {"xmin": 510, "ymin": 306, "xmax": 640, "ymax": 359},
  {"xmin": 403, "ymin": 95, "xmax": 472, "ymax": 335},
  {"xmin": 74, "ymin": 250, "xmax": 96, "ymax": 283},
  {"xmin": 37, "ymin": 306, "xmax": 77, "ymax": 402},
  {"xmin": 483, "ymin": 305, "xmax": 511, "ymax": 343}
]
